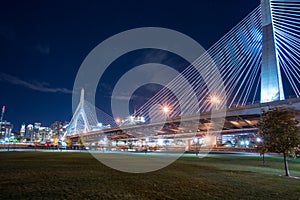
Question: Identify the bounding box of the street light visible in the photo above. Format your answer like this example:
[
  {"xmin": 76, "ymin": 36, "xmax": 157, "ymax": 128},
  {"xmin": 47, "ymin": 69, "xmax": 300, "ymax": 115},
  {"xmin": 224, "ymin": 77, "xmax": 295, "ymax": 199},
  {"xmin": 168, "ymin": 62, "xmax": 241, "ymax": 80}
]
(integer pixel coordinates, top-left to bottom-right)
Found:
[
  {"xmin": 162, "ymin": 104, "xmax": 171, "ymax": 119},
  {"xmin": 209, "ymin": 95, "xmax": 221, "ymax": 109},
  {"xmin": 163, "ymin": 106, "xmax": 170, "ymax": 114},
  {"xmin": 115, "ymin": 117, "xmax": 121, "ymax": 125}
]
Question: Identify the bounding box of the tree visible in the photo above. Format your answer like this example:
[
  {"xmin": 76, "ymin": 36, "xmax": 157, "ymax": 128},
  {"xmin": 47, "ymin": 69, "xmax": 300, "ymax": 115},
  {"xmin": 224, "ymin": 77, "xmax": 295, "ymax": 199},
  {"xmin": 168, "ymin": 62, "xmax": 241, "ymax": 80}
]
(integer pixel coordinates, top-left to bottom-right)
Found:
[
  {"xmin": 65, "ymin": 136, "xmax": 72, "ymax": 147},
  {"xmin": 258, "ymin": 107, "xmax": 300, "ymax": 176},
  {"xmin": 77, "ymin": 137, "xmax": 84, "ymax": 146}
]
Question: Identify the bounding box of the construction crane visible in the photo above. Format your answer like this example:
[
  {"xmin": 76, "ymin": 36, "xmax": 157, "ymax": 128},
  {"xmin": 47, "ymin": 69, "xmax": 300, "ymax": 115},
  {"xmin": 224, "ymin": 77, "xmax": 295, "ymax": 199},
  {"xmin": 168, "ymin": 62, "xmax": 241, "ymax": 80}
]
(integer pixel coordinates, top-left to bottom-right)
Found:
[{"xmin": 0, "ymin": 105, "xmax": 5, "ymax": 123}]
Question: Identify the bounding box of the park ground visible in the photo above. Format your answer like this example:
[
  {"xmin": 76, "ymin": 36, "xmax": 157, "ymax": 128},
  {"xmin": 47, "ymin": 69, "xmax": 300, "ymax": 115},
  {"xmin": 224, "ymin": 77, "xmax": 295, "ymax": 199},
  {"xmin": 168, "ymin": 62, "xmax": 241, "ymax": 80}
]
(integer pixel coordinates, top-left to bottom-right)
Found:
[{"xmin": 0, "ymin": 151, "xmax": 299, "ymax": 200}]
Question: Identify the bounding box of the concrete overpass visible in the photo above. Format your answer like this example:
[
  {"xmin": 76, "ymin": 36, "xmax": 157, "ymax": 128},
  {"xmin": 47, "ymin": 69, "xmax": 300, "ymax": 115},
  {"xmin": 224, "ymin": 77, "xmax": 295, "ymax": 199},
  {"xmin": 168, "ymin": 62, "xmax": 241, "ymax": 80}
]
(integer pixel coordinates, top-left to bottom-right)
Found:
[{"xmin": 70, "ymin": 97, "xmax": 300, "ymax": 150}]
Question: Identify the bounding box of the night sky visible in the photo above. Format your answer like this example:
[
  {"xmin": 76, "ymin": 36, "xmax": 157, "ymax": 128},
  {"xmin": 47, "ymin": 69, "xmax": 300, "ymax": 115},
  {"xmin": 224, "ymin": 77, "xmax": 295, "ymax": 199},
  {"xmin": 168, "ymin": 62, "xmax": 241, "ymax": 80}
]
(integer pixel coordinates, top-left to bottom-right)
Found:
[{"xmin": 0, "ymin": 0, "xmax": 259, "ymax": 130}]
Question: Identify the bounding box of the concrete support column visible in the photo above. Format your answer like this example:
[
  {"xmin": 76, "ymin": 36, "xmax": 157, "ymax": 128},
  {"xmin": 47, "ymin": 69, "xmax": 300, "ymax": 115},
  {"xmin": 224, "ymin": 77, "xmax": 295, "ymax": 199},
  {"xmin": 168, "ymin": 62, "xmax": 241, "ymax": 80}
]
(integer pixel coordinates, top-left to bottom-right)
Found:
[{"xmin": 185, "ymin": 139, "xmax": 191, "ymax": 151}]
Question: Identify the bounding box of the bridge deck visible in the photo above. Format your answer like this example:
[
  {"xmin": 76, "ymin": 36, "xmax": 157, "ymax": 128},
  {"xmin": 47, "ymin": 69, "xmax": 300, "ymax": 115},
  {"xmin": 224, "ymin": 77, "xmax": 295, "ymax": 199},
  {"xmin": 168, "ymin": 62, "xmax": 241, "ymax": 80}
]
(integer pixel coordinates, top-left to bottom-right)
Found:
[{"xmin": 70, "ymin": 98, "xmax": 300, "ymax": 143}]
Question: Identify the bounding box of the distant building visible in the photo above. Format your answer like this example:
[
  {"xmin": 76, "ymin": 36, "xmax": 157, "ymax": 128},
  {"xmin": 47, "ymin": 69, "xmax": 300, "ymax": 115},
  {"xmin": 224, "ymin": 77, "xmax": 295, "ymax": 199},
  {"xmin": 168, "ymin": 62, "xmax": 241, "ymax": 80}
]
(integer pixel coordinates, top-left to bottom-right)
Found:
[
  {"xmin": 20, "ymin": 123, "xmax": 26, "ymax": 138},
  {"xmin": 23, "ymin": 123, "xmax": 52, "ymax": 142},
  {"xmin": 38, "ymin": 126, "xmax": 51, "ymax": 141},
  {"xmin": 33, "ymin": 122, "xmax": 41, "ymax": 140},
  {"xmin": 21, "ymin": 121, "xmax": 69, "ymax": 142},
  {"xmin": 0, "ymin": 121, "xmax": 13, "ymax": 141},
  {"xmin": 50, "ymin": 121, "xmax": 64, "ymax": 137},
  {"xmin": 25, "ymin": 124, "xmax": 34, "ymax": 141}
]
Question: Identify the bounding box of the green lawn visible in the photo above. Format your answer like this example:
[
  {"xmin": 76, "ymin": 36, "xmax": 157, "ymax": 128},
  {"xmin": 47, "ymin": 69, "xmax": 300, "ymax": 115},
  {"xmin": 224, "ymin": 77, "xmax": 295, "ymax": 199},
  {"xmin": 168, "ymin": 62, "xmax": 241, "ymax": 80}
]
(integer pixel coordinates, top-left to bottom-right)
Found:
[{"xmin": 0, "ymin": 151, "xmax": 299, "ymax": 200}]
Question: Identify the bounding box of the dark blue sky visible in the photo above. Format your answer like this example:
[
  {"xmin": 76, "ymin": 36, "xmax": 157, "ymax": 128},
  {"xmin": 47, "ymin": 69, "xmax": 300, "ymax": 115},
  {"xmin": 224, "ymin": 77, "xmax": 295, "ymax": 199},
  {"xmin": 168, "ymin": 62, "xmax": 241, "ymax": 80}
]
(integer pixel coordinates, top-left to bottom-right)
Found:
[{"xmin": 0, "ymin": 0, "xmax": 259, "ymax": 130}]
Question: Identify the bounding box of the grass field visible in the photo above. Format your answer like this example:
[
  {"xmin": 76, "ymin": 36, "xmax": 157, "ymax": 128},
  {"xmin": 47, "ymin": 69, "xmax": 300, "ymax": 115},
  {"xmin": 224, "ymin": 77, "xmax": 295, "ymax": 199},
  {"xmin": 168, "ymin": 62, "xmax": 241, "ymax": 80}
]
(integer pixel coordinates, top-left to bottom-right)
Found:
[{"xmin": 0, "ymin": 151, "xmax": 299, "ymax": 200}]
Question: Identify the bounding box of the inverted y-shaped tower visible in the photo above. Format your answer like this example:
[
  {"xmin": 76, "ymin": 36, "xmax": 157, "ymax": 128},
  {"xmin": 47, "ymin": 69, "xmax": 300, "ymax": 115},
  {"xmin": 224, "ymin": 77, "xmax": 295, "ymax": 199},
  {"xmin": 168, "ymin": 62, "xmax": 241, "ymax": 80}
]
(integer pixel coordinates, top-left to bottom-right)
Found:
[
  {"xmin": 260, "ymin": 0, "xmax": 285, "ymax": 103},
  {"xmin": 67, "ymin": 88, "xmax": 92, "ymax": 134}
]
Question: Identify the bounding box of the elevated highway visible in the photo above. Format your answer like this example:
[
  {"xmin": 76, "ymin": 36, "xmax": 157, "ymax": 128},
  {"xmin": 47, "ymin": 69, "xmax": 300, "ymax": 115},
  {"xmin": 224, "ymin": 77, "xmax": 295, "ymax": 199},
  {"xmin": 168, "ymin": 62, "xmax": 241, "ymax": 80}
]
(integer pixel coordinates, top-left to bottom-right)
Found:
[{"xmin": 70, "ymin": 98, "xmax": 300, "ymax": 148}]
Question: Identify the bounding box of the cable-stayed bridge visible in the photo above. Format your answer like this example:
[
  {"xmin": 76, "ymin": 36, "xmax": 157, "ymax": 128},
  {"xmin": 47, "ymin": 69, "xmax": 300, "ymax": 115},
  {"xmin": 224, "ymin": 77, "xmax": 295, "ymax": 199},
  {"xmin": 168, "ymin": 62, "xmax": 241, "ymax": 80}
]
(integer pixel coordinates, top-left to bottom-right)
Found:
[{"xmin": 66, "ymin": 0, "xmax": 300, "ymax": 150}]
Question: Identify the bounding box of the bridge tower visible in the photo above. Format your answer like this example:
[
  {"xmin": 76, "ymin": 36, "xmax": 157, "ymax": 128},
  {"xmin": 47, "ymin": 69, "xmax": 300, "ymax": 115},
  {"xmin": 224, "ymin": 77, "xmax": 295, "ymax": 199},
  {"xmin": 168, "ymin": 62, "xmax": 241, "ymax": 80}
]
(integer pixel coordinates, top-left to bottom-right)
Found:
[
  {"xmin": 67, "ymin": 88, "xmax": 92, "ymax": 134},
  {"xmin": 260, "ymin": 0, "xmax": 285, "ymax": 103}
]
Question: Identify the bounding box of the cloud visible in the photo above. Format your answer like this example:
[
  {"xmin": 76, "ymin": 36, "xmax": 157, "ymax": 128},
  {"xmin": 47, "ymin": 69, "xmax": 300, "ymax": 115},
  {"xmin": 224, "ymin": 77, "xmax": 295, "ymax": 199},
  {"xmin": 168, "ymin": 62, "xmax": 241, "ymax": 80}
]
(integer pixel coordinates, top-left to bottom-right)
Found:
[
  {"xmin": 110, "ymin": 93, "xmax": 140, "ymax": 101},
  {"xmin": 0, "ymin": 73, "xmax": 72, "ymax": 94},
  {"xmin": 134, "ymin": 50, "xmax": 170, "ymax": 66},
  {"xmin": 143, "ymin": 84, "xmax": 163, "ymax": 93}
]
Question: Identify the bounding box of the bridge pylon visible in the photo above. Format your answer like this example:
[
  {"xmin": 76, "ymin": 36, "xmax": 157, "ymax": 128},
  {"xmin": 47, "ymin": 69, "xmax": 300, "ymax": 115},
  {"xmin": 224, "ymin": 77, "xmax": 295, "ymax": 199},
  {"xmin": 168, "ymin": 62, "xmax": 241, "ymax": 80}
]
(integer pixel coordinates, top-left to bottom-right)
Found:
[
  {"xmin": 260, "ymin": 0, "xmax": 285, "ymax": 103},
  {"xmin": 67, "ymin": 88, "xmax": 92, "ymax": 135}
]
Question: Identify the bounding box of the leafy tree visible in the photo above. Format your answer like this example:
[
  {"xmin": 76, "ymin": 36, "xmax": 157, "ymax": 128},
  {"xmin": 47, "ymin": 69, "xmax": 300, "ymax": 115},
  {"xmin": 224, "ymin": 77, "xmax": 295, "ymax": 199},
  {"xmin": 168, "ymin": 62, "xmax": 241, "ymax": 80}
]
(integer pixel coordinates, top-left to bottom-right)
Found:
[
  {"xmin": 258, "ymin": 107, "xmax": 300, "ymax": 176},
  {"xmin": 77, "ymin": 137, "xmax": 84, "ymax": 146},
  {"xmin": 53, "ymin": 136, "xmax": 59, "ymax": 146},
  {"xmin": 65, "ymin": 136, "xmax": 72, "ymax": 147}
]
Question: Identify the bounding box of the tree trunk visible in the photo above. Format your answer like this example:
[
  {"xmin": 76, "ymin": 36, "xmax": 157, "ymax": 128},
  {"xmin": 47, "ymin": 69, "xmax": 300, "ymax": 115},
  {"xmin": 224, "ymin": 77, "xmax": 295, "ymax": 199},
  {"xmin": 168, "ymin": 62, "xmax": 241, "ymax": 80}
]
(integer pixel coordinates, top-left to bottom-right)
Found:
[{"xmin": 283, "ymin": 153, "xmax": 290, "ymax": 177}]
